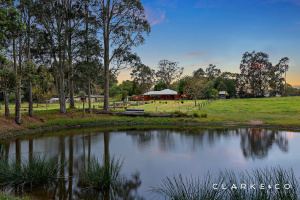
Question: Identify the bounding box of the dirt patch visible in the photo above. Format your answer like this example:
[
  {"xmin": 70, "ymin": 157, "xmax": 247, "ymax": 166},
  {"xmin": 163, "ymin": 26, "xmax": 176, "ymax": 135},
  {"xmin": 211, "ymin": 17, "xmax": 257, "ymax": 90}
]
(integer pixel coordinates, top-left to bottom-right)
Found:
[{"xmin": 247, "ymin": 120, "xmax": 264, "ymax": 125}]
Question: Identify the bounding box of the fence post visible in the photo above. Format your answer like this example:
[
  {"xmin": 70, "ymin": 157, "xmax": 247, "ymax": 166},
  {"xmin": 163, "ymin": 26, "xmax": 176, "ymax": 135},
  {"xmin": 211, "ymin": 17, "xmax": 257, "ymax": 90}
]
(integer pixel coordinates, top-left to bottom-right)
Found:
[
  {"xmin": 198, "ymin": 102, "xmax": 200, "ymax": 110},
  {"xmin": 93, "ymin": 105, "xmax": 95, "ymax": 109},
  {"xmin": 156, "ymin": 107, "xmax": 157, "ymax": 112},
  {"xmin": 179, "ymin": 105, "xmax": 180, "ymax": 111},
  {"xmin": 114, "ymin": 102, "xmax": 116, "ymax": 110}
]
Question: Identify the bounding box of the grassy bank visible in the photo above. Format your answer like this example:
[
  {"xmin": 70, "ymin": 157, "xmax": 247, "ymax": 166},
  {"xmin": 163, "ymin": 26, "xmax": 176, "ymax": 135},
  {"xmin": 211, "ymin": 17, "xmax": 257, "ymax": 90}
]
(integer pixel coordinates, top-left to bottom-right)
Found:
[
  {"xmin": 0, "ymin": 193, "xmax": 30, "ymax": 200},
  {"xmin": 1, "ymin": 97, "xmax": 300, "ymax": 138}
]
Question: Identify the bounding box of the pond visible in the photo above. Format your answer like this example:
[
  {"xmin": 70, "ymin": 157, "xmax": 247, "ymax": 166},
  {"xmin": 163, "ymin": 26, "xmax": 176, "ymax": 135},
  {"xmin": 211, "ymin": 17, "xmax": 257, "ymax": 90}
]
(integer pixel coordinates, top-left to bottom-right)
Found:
[{"xmin": 0, "ymin": 127, "xmax": 299, "ymax": 199}]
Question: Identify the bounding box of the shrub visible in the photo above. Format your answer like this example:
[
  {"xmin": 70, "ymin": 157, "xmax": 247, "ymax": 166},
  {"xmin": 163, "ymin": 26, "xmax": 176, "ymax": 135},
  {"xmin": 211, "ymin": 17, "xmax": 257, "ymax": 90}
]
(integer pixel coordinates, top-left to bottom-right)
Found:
[
  {"xmin": 165, "ymin": 101, "xmax": 167, "ymax": 104},
  {"xmin": 201, "ymin": 113, "xmax": 207, "ymax": 118},
  {"xmin": 181, "ymin": 100, "xmax": 184, "ymax": 104},
  {"xmin": 193, "ymin": 112, "xmax": 199, "ymax": 118},
  {"xmin": 159, "ymin": 101, "xmax": 161, "ymax": 103},
  {"xmin": 144, "ymin": 113, "xmax": 150, "ymax": 117},
  {"xmin": 169, "ymin": 113, "xmax": 174, "ymax": 118},
  {"xmin": 124, "ymin": 106, "xmax": 127, "ymax": 110},
  {"xmin": 80, "ymin": 155, "xmax": 123, "ymax": 190},
  {"xmin": 174, "ymin": 111, "xmax": 184, "ymax": 117}
]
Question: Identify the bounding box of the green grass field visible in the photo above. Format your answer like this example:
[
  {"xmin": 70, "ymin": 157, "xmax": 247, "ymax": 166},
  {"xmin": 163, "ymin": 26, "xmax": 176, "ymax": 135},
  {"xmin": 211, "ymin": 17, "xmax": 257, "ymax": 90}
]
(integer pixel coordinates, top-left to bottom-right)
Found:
[{"xmin": 1, "ymin": 97, "xmax": 300, "ymax": 129}]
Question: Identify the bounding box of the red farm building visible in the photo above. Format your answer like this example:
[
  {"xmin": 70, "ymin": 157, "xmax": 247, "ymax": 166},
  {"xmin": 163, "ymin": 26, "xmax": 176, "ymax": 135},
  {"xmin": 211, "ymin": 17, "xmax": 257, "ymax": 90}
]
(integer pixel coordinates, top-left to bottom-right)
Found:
[{"xmin": 132, "ymin": 89, "xmax": 184, "ymax": 101}]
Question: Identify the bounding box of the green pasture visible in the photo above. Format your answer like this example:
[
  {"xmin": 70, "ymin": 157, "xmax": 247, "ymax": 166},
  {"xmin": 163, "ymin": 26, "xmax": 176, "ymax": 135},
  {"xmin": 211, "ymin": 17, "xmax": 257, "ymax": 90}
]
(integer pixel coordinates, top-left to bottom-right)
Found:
[{"xmin": 1, "ymin": 97, "xmax": 300, "ymax": 127}]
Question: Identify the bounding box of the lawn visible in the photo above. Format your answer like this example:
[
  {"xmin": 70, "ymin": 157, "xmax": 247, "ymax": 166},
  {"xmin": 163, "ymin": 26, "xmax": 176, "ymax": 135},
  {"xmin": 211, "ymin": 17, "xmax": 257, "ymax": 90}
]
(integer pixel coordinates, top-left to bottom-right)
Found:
[{"xmin": 1, "ymin": 97, "xmax": 300, "ymax": 135}]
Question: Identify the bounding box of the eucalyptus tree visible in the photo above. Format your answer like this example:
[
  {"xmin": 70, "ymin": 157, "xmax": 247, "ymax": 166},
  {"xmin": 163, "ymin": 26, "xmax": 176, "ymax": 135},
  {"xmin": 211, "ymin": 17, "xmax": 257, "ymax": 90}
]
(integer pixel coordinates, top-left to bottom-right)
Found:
[
  {"xmin": 239, "ymin": 51, "xmax": 271, "ymax": 97},
  {"xmin": 206, "ymin": 64, "xmax": 221, "ymax": 81},
  {"xmin": 156, "ymin": 60, "xmax": 184, "ymax": 89},
  {"xmin": 0, "ymin": 1, "xmax": 25, "ymax": 124},
  {"xmin": 0, "ymin": 54, "xmax": 17, "ymax": 118},
  {"xmin": 22, "ymin": 60, "xmax": 37, "ymax": 117},
  {"xmin": 130, "ymin": 63, "xmax": 155, "ymax": 94},
  {"xmin": 74, "ymin": 0, "xmax": 102, "ymax": 113},
  {"xmin": 91, "ymin": 0, "xmax": 151, "ymax": 111},
  {"xmin": 33, "ymin": 0, "xmax": 70, "ymax": 113}
]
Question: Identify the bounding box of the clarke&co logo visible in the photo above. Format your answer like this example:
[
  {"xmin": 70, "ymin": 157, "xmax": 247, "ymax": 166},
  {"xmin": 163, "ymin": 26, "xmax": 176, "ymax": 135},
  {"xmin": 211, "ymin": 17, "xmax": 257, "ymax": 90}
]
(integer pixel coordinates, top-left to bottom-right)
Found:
[{"xmin": 213, "ymin": 184, "xmax": 291, "ymax": 190}]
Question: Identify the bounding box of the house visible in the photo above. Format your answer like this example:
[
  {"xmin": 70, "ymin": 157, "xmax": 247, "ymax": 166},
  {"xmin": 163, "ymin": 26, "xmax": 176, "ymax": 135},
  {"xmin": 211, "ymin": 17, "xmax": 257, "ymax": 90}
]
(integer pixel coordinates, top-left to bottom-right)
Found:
[
  {"xmin": 219, "ymin": 91, "xmax": 227, "ymax": 99},
  {"xmin": 133, "ymin": 89, "xmax": 184, "ymax": 101},
  {"xmin": 49, "ymin": 98, "xmax": 59, "ymax": 103},
  {"xmin": 74, "ymin": 95, "xmax": 105, "ymax": 103}
]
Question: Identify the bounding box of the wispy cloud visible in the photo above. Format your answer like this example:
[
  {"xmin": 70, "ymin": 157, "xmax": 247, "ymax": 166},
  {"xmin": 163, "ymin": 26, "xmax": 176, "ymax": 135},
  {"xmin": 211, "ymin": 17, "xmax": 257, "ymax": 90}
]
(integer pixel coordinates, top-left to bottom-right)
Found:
[
  {"xmin": 268, "ymin": 0, "xmax": 300, "ymax": 5},
  {"xmin": 175, "ymin": 52, "xmax": 205, "ymax": 58},
  {"xmin": 120, "ymin": 68, "xmax": 133, "ymax": 72},
  {"xmin": 185, "ymin": 62, "xmax": 219, "ymax": 67},
  {"xmin": 156, "ymin": 0, "xmax": 180, "ymax": 8},
  {"xmin": 145, "ymin": 7, "xmax": 167, "ymax": 26}
]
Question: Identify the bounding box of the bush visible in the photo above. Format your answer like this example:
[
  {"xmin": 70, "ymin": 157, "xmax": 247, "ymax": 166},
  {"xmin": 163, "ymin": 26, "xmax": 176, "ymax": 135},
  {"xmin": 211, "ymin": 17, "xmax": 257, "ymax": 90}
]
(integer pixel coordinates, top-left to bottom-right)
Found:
[
  {"xmin": 165, "ymin": 101, "xmax": 167, "ymax": 104},
  {"xmin": 193, "ymin": 112, "xmax": 200, "ymax": 118},
  {"xmin": 169, "ymin": 113, "xmax": 174, "ymax": 118},
  {"xmin": 159, "ymin": 101, "xmax": 161, "ymax": 103},
  {"xmin": 144, "ymin": 113, "xmax": 150, "ymax": 117},
  {"xmin": 181, "ymin": 100, "xmax": 184, "ymax": 104},
  {"xmin": 174, "ymin": 111, "xmax": 184, "ymax": 117},
  {"xmin": 201, "ymin": 113, "xmax": 207, "ymax": 118}
]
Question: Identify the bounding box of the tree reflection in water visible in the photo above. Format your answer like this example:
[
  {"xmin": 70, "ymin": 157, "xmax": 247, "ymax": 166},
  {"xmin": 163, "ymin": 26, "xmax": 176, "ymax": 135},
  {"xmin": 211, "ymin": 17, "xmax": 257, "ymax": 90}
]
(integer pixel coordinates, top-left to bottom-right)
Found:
[
  {"xmin": 240, "ymin": 129, "xmax": 288, "ymax": 159},
  {"xmin": 0, "ymin": 132, "xmax": 143, "ymax": 200},
  {"xmin": 128, "ymin": 128, "xmax": 289, "ymax": 159}
]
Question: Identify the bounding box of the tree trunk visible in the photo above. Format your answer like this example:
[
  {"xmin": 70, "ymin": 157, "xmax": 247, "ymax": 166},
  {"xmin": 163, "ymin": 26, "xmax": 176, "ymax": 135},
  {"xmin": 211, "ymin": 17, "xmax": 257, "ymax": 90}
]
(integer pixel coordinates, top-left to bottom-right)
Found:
[
  {"xmin": 3, "ymin": 89, "xmax": 10, "ymax": 118},
  {"xmin": 88, "ymin": 80, "xmax": 92, "ymax": 114},
  {"xmin": 82, "ymin": 91, "xmax": 85, "ymax": 115},
  {"xmin": 59, "ymin": 70, "xmax": 66, "ymax": 113},
  {"xmin": 15, "ymin": 31, "xmax": 22, "ymax": 124},
  {"xmin": 29, "ymin": 81, "xmax": 33, "ymax": 117},
  {"xmin": 103, "ymin": 2, "xmax": 110, "ymax": 111},
  {"xmin": 68, "ymin": 1, "xmax": 75, "ymax": 108}
]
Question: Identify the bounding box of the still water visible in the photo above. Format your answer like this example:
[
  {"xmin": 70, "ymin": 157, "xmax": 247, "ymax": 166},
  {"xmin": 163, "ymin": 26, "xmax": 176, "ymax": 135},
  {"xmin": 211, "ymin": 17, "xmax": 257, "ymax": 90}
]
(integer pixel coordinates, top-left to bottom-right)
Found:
[{"xmin": 1, "ymin": 127, "xmax": 299, "ymax": 199}]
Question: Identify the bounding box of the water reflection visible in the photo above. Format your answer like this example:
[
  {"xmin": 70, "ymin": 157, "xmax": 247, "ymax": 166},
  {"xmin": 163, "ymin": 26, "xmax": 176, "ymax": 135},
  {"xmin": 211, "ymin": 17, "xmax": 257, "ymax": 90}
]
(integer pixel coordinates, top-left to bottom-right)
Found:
[
  {"xmin": 127, "ymin": 128, "xmax": 289, "ymax": 159},
  {"xmin": 0, "ymin": 127, "xmax": 296, "ymax": 199}
]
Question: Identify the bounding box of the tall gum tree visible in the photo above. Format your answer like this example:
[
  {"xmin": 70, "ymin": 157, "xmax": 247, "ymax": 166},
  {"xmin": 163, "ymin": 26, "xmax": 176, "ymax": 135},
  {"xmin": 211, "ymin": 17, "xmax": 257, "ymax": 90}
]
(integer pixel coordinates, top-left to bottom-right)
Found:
[{"xmin": 91, "ymin": 0, "xmax": 150, "ymax": 111}]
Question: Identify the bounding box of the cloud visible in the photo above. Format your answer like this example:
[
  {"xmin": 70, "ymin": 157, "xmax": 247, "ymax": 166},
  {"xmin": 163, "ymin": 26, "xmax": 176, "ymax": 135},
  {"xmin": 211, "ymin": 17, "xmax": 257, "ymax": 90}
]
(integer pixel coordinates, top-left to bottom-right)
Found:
[
  {"xmin": 175, "ymin": 52, "xmax": 205, "ymax": 58},
  {"xmin": 120, "ymin": 68, "xmax": 133, "ymax": 72},
  {"xmin": 185, "ymin": 62, "xmax": 220, "ymax": 67},
  {"xmin": 156, "ymin": 0, "xmax": 180, "ymax": 8},
  {"xmin": 145, "ymin": 7, "xmax": 167, "ymax": 26},
  {"xmin": 268, "ymin": 0, "xmax": 300, "ymax": 5}
]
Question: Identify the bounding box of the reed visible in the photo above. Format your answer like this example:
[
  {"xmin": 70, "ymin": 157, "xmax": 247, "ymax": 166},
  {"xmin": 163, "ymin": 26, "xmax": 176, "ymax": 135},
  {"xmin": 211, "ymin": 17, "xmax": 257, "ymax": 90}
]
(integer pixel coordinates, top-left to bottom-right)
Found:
[
  {"xmin": 80, "ymin": 155, "xmax": 123, "ymax": 190},
  {"xmin": 150, "ymin": 166, "xmax": 299, "ymax": 200},
  {"xmin": 0, "ymin": 155, "xmax": 64, "ymax": 187}
]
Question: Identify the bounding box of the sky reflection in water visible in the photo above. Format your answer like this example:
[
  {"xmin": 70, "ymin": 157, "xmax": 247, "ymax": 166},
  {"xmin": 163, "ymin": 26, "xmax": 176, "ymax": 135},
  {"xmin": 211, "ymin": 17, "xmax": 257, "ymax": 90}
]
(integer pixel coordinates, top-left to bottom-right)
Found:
[{"xmin": 1, "ymin": 127, "xmax": 299, "ymax": 199}]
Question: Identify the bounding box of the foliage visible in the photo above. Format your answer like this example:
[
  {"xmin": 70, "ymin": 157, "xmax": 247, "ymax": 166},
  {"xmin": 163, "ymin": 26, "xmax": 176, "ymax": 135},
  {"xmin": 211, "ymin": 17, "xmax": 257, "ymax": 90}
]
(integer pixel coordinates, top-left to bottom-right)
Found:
[
  {"xmin": 211, "ymin": 89, "xmax": 219, "ymax": 99},
  {"xmin": 183, "ymin": 78, "xmax": 206, "ymax": 101},
  {"xmin": 238, "ymin": 51, "xmax": 289, "ymax": 97},
  {"xmin": 206, "ymin": 64, "xmax": 221, "ymax": 81},
  {"xmin": 131, "ymin": 64, "xmax": 156, "ymax": 94},
  {"xmin": 193, "ymin": 68, "xmax": 206, "ymax": 79},
  {"xmin": 217, "ymin": 81, "xmax": 227, "ymax": 92},
  {"xmin": 156, "ymin": 60, "xmax": 184, "ymax": 88},
  {"xmin": 154, "ymin": 82, "xmax": 167, "ymax": 91},
  {"xmin": 193, "ymin": 112, "xmax": 199, "ymax": 118}
]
